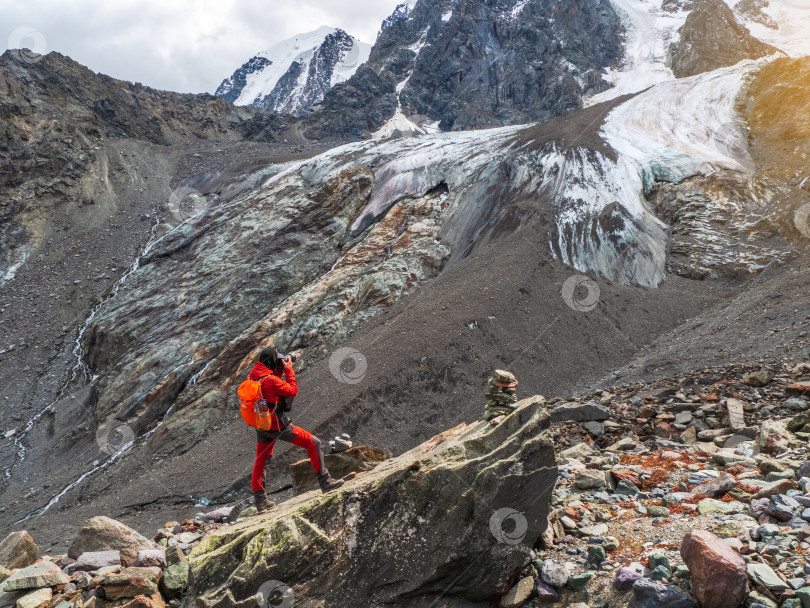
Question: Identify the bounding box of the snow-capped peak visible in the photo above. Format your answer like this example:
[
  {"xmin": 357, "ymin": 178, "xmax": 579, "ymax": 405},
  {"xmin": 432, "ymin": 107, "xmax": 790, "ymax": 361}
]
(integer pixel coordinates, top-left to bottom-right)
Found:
[{"xmin": 215, "ymin": 26, "xmax": 371, "ymax": 116}]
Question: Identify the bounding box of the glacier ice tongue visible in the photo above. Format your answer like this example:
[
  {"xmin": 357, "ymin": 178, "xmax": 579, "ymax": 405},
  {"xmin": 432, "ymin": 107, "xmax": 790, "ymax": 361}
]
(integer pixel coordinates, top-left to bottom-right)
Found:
[
  {"xmin": 543, "ymin": 146, "xmax": 668, "ymax": 287},
  {"xmin": 602, "ymin": 61, "xmax": 761, "ymax": 186},
  {"xmin": 586, "ymin": 0, "xmax": 691, "ymax": 106}
]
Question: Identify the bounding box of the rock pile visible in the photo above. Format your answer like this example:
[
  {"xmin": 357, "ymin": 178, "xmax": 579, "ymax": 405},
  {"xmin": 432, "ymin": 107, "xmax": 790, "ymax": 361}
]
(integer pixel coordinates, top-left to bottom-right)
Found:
[
  {"xmin": 0, "ymin": 513, "xmax": 231, "ymax": 608},
  {"xmin": 7, "ymin": 357, "xmax": 810, "ymax": 608},
  {"xmin": 327, "ymin": 432, "xmax": 353, "ymax": 453},
  {"xmin": 0, "ymin": 502, "xmax": 232, "ymax": 607},
  {"xmin": 519, "ymin": 359, "xmax": 810, "ymax": 607}
]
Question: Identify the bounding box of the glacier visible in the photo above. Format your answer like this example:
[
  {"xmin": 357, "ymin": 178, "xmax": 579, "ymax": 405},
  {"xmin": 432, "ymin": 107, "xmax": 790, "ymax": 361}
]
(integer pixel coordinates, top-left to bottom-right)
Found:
[{"xmin": 588, "ymin": 0, "xmax": 808, "ymax": 109}]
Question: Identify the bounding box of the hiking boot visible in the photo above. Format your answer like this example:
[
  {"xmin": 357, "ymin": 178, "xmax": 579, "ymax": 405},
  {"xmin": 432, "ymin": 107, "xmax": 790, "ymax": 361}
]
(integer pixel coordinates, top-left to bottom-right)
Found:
[
  {"xmin": 318, "ymin": 474, "xmax": 345, "ymax": 493},
  {"xmin": 253, "ymin": 490, "xmax": 275, "ymax": 513}
]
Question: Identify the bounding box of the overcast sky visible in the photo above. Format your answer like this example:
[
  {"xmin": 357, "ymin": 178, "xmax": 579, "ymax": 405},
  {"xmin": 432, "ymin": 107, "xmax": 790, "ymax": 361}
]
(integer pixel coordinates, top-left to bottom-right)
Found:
[{"xmin": 0, "ymin": 0, "xmax": 405, "ymax": 94}]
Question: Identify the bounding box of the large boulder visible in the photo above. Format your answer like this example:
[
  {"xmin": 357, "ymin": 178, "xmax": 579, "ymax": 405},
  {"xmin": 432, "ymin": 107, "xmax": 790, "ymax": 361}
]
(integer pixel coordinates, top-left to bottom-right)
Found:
[
  {"xmin": 630, "ymin": 578, "xmax": 696, "ymax": 608},
  {"xmin": 187, "ymin": 397, "xmax": 557, "ymax": 607},
  {"xmin": 68, "ymin": 517, "xmax": 154, "ymax": 565},
  {"xmin": 2, "ymin": 561, "xmax": 69, "ymax": 591},
  {"xmin": 681, "ymin": 529, "xmax": 747, "ymax": 608},
  {"xmin": 75, "ymin": 550, "xmax": 121, "ymax": 570},
  {"xmin": 290, "ymin": 445, "xmax": 389, "ymax": 494},
  {"xmin": 101, "ymin": 567, "xmax": 162, "ymax": 600},
  {"xmin": 0, "ymin": 531, "xmax": 38, "ymax": 569}
]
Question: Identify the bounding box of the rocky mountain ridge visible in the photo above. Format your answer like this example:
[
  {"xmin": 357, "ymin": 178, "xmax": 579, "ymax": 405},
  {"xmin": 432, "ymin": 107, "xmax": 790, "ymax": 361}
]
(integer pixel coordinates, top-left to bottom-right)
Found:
[{"xmin": 292, "ymin": 0, "xmax": 626, "ymax": 139}]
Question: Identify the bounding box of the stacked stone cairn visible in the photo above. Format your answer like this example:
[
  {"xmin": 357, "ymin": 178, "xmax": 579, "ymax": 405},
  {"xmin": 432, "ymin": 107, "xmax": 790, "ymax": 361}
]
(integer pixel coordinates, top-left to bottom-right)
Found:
[{"xmin": 483, "ymin": 369, "xmax": 519, "ymax": 422}]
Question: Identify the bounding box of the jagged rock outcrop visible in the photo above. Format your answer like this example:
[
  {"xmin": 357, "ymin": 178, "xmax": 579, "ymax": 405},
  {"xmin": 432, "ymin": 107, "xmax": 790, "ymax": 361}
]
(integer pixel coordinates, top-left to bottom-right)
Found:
[
  {"xmin": 653, "ymin": 171, "xmax": 799, "ymax": 279},
  {"xmin": 297, "ymin": 0, "xmax": 623, "ymax": 138},
  {"xmin": 668, "ymin": 0, "xmax": 777, "ymax": 78},
  {"xmin": 186, "ymin": 396, "xmax": 557, "ymax": 607}
]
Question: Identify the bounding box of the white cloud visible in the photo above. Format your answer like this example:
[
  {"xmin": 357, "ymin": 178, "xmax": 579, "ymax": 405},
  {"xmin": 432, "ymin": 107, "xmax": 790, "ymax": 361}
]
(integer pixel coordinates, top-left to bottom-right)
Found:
[{"xmin": 0, "ymin": 0, "xmax": 404, "ymax": 93}]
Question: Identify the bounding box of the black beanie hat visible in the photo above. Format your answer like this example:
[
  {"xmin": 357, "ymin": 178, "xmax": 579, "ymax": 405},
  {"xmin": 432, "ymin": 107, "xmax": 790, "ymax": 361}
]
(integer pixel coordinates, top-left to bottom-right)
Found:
[{"xmin": 259, "ymin": 346, "xmax": 280, "ymax": 370}]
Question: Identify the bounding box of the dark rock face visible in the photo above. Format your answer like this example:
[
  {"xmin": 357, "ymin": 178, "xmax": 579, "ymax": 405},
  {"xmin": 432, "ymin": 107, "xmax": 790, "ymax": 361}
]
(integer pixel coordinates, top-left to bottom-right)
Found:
[
  {"xmin": 734, "ymin": 0, "xmax": 779, "ymax": 30},
  {"xmin": 669, "ymin": 0, "xmax": 777, "ymax": 78},
  {"xmin": 272, "ymin": 29, "xmax": 359, "ymax": 116},
  {"xmin": 214, "ymin": 56, "xmax": 271, "ymax": 103},
  {"xmin": 188, "ymin": 398, "xmax": 557, "ymax": 607},
  {"xmin": 0, "ymin": 49, "xmax": 260, "ymax": 459},
  {"xmin": 301, "ymin": 0, "xmax": 623, "ymax": 138}
]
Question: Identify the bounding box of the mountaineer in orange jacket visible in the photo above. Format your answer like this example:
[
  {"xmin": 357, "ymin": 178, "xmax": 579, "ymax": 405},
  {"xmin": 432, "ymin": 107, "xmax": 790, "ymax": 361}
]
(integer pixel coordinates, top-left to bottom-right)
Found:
[{"xmin": 247, "ymin": 346, "xmax": 344, "ymax": 513}]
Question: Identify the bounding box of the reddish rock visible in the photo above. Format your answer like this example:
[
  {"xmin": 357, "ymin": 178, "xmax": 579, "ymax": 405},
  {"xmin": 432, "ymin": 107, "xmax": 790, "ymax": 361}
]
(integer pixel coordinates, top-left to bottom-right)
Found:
[
  {"xmin": 787, "ymin": 383, "xmax": 810, "ymax": 397},
  {"xmin": 638, "ymin": 406, "xmax": 657, "ymax": 420},
  {"xmin": 101, "ymin": 567, "xmax": 161, "ymax": 600},
  {"xmin": 120, "ymin": 593, "xmax": 166, "ymax": 608},
  {"xmin": 681, "ymin": 529, "xmax": 747, "ymax": 608},
  {"xmin": 611, "ymin": 470, "xmax": 642, "ymax": 487},
  {"xmin": 654, "ymin": 422, "xmax": 680, "ymax": 440},
  {"xmin": 691, "ymin": 472, "xmax": 737, "ymax": 498}
]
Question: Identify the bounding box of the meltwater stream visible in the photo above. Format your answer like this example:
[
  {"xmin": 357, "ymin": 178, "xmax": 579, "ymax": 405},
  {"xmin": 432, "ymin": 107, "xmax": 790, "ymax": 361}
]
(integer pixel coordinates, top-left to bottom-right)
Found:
[
  {"xmin": 5, "ymin": 216, "xmax": 163, "ymax": 475},
  {"xmin": 6, "ymin": 214, "xmax": 190, "ymax": 524}
]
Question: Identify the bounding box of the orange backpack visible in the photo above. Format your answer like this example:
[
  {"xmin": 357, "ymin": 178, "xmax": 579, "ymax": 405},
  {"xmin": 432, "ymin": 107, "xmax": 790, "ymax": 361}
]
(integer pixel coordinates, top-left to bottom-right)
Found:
[{"xmin": 238, "ymin": 374, "xmax": 274, "ymax": 430}]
